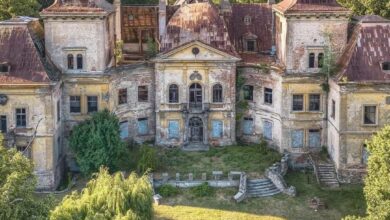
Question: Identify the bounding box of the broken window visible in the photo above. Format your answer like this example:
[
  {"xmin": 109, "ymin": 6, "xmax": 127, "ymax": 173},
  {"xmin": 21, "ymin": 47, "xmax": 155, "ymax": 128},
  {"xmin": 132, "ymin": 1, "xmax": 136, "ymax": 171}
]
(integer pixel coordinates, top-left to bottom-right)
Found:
[
  {"xmin": 309, "ymin": 53, "xmax": 315, "ymax": 68},
  {"xmin": 76, "ymin": 54, "xmax": 83, "ymax": 70},
  {"xmin": 308, "ymin": 129, "xmax": 321, "ymax": 148},
  {"xmin": 169, "ymin": 84, "xmax": 179, "ymax": 103},
  {"xmin": 0, "ymin": 115, "xmax": 6, "ymax": 133},
  {"xmin": 309, "ymin": 94, "xmax": 320, "ymax": 111},
  {"xmin": 243, "ymin": 85, "xmax": 253, "ymax": 101},
  {"xmin": 292, "ymin": 95, "xmax": 304, "ymax": 111},
  {"xmin": 119, "ymin": 121, "xmax": 129, "ymax": 139},
  {"xmin": 331, "ymin": 99, "xmax": 336, "ymax": 119},
  {"xmin": 118, "ymin": 88, "xmax": 127, "ymax": 105},
  {"xmin": 243, "ymin": 117, "xmax": 253, "ymax": 135},
  {"xmin": 263, "ymin": 120, "xmax": 273, "ymax": 140},
  {"xmin": 264, "ymin": 88, "xmax": 273, "ymax": 104},
  {"xmin": 246, "ymin": 40, "xmax": 255, "ymax": 52},
  {"xmin": 70, "ymin": 96, "xmax": 81, "ymax": 113},
  {"xmin": 213, "ymin": 84, "xmax": 223, "ymax": 103},
  {"xmin": 168, "ymin": 120, "xmax": 180, "ymax": 139},
  {"xmin": 87, "ymin": 96, "xmax": 98, "ymax": 113},
  {"xmin": 364, "ymin": 106, "xmax": 377, "ymax": 125},
  {"xmin": 211, "ymin": 120, "xmax": 223, "ymax": 138},
  {"xmin": 16, "ymin": 108, "xmax": 26, "ymax": 128},
  {"xmin": 138, "ymin": 86, "xmax": 148, "ymax": 102},
  {"xmin": 137, "ymin": 118, "xmax": 148, "ymax": 135},
  {"xmin": 318, "ymin": 53, "xmax": 324, "ymax": 68},
  {"xmin": 291, "ymin": 130, "xmax": 304, "ymax": 148},
  {"xmin": 67, "ymin": 54, "xmax": 74, "ymax": 69}
]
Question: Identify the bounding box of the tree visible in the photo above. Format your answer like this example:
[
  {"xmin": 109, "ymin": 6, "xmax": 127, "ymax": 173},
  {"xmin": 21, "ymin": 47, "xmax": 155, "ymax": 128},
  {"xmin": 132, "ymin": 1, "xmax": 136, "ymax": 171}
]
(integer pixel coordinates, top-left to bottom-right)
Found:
[
  {"xmin": 69, "ymin": 109, "xmax": 126, "ymax": 175},
  {"xmin": 337, "ymin": 0, "xmax": 390, "ymax": 19},
  {"xmin": 0, "ymin": 134, "xmax": 54, "ymax": 219},
  {"xmin": 0, "ymin": 0, "xmax": 41, "ymax": 21},
  {"xmin": 50, "ymin": 167, "xmax": 153, "ymax": 220}
]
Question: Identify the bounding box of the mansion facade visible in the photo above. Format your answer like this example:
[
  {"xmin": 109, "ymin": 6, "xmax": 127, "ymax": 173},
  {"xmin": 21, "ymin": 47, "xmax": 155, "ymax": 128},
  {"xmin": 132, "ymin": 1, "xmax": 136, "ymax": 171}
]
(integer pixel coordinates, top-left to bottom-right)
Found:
[{"xmin": 0, "ymin": 0, "xmax": 389, "ymax": 189}]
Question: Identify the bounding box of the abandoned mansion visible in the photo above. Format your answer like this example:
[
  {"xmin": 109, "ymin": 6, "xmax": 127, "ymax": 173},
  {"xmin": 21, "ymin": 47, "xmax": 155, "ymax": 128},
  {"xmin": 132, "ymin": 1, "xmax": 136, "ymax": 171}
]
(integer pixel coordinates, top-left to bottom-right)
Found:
[{"xmin": 0, "ymin": 0, "xmax": 389, "ymax": 189}]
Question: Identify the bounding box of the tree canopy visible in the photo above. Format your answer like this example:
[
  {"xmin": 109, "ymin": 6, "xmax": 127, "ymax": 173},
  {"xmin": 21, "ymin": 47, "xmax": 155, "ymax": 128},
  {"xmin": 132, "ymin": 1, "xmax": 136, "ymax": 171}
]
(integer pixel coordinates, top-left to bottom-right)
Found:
[
  {"xmin": 50, "ymin": 167, "xmax": 153, "ymax": 220},
  {"xmin": 0, "ymin": 0, "xmax": 41, "ymax": 20},
  {"xmin": 69, "ymin": 109, "xmax": 126, "ymax": 175},
  {"xmin": 337, "ymin": 0, "xmax": 390, "ymax": 18}
]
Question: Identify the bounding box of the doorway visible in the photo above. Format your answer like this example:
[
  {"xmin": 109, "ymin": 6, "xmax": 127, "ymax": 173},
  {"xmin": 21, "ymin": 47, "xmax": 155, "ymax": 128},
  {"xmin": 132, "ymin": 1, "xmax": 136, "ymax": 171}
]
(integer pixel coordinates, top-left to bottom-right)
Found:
[{"xmin": 189, "ymin": 117, "xmax": 203, "ymax": 143}]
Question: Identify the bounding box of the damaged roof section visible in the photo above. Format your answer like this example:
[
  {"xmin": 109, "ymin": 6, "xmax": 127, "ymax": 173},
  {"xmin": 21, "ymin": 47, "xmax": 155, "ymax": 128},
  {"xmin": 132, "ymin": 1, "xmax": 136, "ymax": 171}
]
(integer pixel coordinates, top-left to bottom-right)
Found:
[
  {"xmin": 161, "ymin": 2, "xmax": 236, "ymax": 56},
  {"xmin": 336, "ymin": 15, "xmax": 390, "ymax": 83},
  {"xmin": 273, "ymin": 0, "xmax": 349, "ymax": 14},
  {"xmin": 0, "ymin": 17, "xmax": 59, "ymax": 84},
  {"xmin": 41, "ymin": 0, "xmax": 113, "ymax": 14}
]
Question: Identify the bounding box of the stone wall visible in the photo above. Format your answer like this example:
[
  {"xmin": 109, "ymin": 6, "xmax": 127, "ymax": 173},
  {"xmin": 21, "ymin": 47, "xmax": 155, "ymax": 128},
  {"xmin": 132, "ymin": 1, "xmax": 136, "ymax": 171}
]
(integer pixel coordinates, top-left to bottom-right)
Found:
[{"xmin": 265, "ymin": 153, "xmax": 296, "ymax": 196}]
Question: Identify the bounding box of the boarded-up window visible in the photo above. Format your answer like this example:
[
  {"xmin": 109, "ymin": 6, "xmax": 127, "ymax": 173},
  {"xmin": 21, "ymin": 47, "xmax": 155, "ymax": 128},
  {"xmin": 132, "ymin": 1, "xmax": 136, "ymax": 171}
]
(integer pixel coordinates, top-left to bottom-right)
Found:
[
  {"xmin": 211, "ymin": 120, "xmax": 223, "ymax": 138},
  {"xmin": 138, "ymin": 118, "xmax": 148, "ymax": 135},
  {"xmin": 291, "ymin": 130, "xmax": 304, "ymax": 148},
  {"xmin": 120, "ymin": 121, "xmax": 129, "ymax": 139},
  {"xmin": 292, "ymin": 95, "xmax": 304, "ymax": 111},
  {"xmin": 308, "ymin": 129, "xmax": 321, "ymax": 148},
  {"xmin": 168, "ymin": 120, "xmax": 179, "ymax": 139},
  {"xmin": 138, "ymin": 86, "xmax": 148, "ymax": 102},
  {"xmin": 263, "ymin": 120, "xmax": 273, "ymax": 140},
  {"xmin": 243, "ymin": 117, "xmax": 253, "ymax": 135}
]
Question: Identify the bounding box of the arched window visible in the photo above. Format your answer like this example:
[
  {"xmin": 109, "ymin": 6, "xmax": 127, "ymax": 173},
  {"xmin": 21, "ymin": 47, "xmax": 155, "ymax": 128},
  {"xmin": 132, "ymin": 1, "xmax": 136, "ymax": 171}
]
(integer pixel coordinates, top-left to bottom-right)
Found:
[
  {"xmin": 169, "ymin": 84, "xmax": 179, "ymax": 103},
  {"xmin": 67, "ymin": 54, "xmax": 74, "ymax": 69},
  {"xmin": 77, "ymin": 54, "xmax": 83, "ymax": 70},
  {"xmin": 309, "ymin": 53, "xmax": 315, "ymax": 68},
  {"xmin": 212, "ymin": 84, "xmax": 223, "ymax": 103},
  {"xmin": 318, "ymin": 53, "xmax": 324, "ymax": 68}
]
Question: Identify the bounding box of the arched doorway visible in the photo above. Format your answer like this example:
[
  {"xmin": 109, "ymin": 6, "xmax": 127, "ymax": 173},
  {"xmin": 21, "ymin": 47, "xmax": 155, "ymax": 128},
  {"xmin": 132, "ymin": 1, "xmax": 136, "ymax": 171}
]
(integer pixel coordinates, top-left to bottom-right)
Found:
[
  {"xmin": 189, "ymin": 117, "xmax": 203, "ymax": 143},
  {"xmin": 189, "ymin": 83, "xmax": 202, "ymax": 109}
]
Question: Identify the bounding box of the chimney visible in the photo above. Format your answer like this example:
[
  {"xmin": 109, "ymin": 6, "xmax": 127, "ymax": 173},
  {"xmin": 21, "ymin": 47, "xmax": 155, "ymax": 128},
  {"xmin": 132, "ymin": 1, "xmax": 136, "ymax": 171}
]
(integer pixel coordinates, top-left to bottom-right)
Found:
[
  {"xmin": 159, "ymin": 0, "xmax": 167, "ymax": 40},
  {"xmin": 114, "ymin": 0, "xmax": 122, "ymax": 41},
  {"xmin": 268, "ymin": 0, "xmax": 275, "ymax": 5},
  {"xmin": 220, "ymin": 0, "xmax": 232, "ymax": 15}
]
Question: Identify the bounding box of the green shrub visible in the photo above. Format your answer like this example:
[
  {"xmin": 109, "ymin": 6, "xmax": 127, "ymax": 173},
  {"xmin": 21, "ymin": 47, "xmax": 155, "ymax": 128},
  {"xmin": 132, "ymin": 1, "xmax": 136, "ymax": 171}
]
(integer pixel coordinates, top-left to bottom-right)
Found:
[
  {"xmin": 158, "ymin": 185, "xmax": 180, "ymax": 197},
  {"xmin": 190, "ymin": 182, "xmax": 215, "ymax": 197},
  {"xmin": 137, "ymin": 145, "xmax": 159, "ymax": 173}
]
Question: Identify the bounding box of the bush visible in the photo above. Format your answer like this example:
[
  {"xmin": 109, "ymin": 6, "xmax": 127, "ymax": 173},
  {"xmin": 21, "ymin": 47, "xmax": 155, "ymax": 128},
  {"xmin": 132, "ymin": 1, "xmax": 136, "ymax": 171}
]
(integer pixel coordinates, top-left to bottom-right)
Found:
[
  {"xmin": 158, "ymin": 185, "xmax": 180, "ymax": 197},
  {"xmin": 190, "ymin": 182, "xmax": 215, "ymax": 197},
  {"xmin": 137, "ymin": 145, "xmax": 159, "ymax": 173}
]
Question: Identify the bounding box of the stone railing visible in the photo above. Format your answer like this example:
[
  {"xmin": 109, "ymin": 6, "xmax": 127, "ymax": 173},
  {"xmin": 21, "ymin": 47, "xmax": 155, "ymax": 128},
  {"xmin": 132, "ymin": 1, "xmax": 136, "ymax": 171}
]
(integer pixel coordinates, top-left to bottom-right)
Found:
[
  {"xmin": 233, "ymin": 172, "xmax": 247, "ymax": 203},
  {"xmin": 265, "ymin": 153, "xmax": 296, "ymax": 197}
]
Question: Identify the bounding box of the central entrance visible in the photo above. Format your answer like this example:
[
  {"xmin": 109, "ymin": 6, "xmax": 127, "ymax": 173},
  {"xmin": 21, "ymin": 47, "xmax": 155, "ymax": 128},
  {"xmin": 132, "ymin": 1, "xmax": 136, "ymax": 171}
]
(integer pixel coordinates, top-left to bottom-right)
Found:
[
  {"xmin": 189, "ymin": 83, "xmax": 202, "ymax": 109},
  {"xmin": 189, "ymin": 117, "xmax": 203, "ymax": 143}
]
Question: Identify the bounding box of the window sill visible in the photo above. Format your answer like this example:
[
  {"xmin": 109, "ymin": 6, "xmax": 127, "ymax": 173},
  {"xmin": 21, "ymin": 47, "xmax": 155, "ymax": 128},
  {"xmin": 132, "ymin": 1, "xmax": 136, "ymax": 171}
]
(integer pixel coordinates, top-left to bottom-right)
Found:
[{"xmin": 361, "ymin": 124, "xmax": 378, "ymax": 127}]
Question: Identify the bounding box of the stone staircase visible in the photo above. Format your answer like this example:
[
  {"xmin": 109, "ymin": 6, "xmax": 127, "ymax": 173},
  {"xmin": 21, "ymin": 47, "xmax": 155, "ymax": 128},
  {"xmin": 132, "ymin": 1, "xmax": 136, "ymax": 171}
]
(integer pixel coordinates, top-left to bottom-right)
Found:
[
  {"xmin": 317, "ymin": 163, "xmax": 340, "ymax": 188},
  {"xmin": 246, "ymin": 178, "xmax": 281, "ymax": 198}
]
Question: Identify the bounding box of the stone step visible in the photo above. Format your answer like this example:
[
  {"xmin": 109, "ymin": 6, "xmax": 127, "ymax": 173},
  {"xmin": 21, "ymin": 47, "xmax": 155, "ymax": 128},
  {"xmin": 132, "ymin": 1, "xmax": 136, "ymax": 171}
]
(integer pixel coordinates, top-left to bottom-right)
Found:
[
  {"xmin": 247, "ymin": 186, "xmax": 277, "ymax": 192},
  {"xmin": 247, "ymin": 189, "xmax": 281, "ymax": 197},
  {"xmin": 247, "ymin": 181, "xmax": 274, "ymax": 187},
  {"xmin": 247, "ymin": 179, "xmax": 271, "ymax": 184}
]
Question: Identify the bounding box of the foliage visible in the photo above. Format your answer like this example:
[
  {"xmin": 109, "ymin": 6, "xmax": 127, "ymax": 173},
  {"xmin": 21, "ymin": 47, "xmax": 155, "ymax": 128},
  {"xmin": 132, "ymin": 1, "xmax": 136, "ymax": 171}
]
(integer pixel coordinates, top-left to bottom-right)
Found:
[
  {"xmin": 69, "ymin": 109, "xmax": 125, "ymax": 175},
  {"xmin": 38, "ymin": 0, "xmax": 54, "ymax": 9},
  {"xmin": 137, "ymin": 145, "xmax": 159, "ymax": 173},
  {"xmin": 337, "ymin": 0, "xmax": 390, "ymax": 19},
  {"xmin": 158, "ymin": 184, "xmax": 180, "ymax": 197},
  {"xmin": 50, "ymin": 167, "xmax": 153, "ymax": 220},
  {"xmin": 114, "ymin": 40, "xmax": 124, "ymax": 65},
  {"xmin": 146, "ymin": 37, "xmax": 158, "ymax": 59},
  {"xmin": 0, "ymin": 0, "xmax": 41, "ymax": 20},
  {"xmin": 319, "ymin": 31, "xmax": 340, "ymax": 92},
  {"xmin": 0, "ymin": 134, "xmax": 55, "ymax": 220},
  {"xmin": 190, "ymin": 182, "xmax": 215, "ymax": 197}
]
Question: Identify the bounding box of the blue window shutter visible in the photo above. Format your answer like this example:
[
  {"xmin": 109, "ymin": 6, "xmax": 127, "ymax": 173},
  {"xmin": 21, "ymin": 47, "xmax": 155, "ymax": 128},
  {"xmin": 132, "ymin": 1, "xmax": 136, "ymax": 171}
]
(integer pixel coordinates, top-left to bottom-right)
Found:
[
  {"xmin": 212, "ymin": 120, "xmax": 223, "ymax": 138},
  {"xmin": 120, "ymin": 121, "xmax": 129, "ymax": 139},
  {"xmin": 243, "ymin": 118, "xmax": 253, "ymax": 135},
  {"xmin": 291, "ymin": 130, "xmax": 304, "ymax": 148},
  {"xmin": 168, "ymin": 121, "xmax": 179, "ymax": 138},
  {"xmin": 308, "ymin": 130, "xmax": 321, "ymax": 148},
  {"xmin": 138, "ymin": 118, "xmax": 148, "ymax": 135},
  {"xmin": 263, "ymin": 121, "xmax": 273, "ymax": 140}
]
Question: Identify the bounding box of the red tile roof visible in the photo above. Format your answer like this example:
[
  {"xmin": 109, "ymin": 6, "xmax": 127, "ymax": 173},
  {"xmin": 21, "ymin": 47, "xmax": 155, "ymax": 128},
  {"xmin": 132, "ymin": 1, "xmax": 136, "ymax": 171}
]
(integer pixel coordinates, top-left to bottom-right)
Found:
[
  {"xmin": 273, "ymin": 0, "xmax": 349, "ymax": 14},
  {"xmin": 161, "ymin": 2, "xmax": 237, "ymax": 56},
  {"xmin": 42, "ymin": 0, "xmax": 110, "ymax": 14},
  {"xmin": 0, "ymin": 18, "xmax": 58, "ymax": 84},
  {"xmin": 336, "ymin": 16, "xmax": 390, "ymax": 83}
]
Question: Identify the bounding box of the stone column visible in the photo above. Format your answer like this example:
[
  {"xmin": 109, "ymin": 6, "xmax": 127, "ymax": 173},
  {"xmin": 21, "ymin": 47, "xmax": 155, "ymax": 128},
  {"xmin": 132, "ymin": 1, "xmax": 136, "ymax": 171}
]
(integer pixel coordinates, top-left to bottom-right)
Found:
[{"xmin": 114, "ymin": 0, "xmax": 122, "ymax": 42}]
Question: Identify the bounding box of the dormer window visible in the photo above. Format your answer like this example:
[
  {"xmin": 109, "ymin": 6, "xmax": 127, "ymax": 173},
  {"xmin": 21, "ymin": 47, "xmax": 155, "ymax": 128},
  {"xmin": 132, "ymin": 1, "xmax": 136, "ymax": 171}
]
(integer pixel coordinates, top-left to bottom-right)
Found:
[
  {"xmin": 382, "ymin": 62, "xmax": 390, "ymax": 71},
  {"xmin": 244, "ymin": 15, "xmax": 252, "ymax": 25},
  {"xmin": 0, "ymin": 63, "xmax": 10, "ymax": 73}
]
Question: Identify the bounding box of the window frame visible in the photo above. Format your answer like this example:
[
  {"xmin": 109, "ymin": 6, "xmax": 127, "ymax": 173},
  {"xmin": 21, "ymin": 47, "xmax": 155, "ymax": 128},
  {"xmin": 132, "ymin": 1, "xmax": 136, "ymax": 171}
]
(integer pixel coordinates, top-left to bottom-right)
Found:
[
  {"xmin": 331, "ymin": 99, "xmax": 336, "ymax": 120},
  {"xmin": 308, "ymin": 94, "xmax": 321, "ymax": 112},
  {"xmin": 308, "ymin": 129, "xmax": 321, "ymax": 148},
  {"xmin": 168, "ymin": 84, "xmax": 179, "ymax": 103},
  {"xmin": 292, "ymin": 94, "xmax": 304, "ymax": 112},
  {"xmin": 243, "ymin": 117, "xmax": 254, "ymax": 135},
  {"xmin": 76, "ymin": 54, "xmax": 83, "ymax": 70},
  {"xmin": 69, "ymin": 96, "xmax": 81, "ymax": 114},
  {"xmin": 291, "ymin": 129, "xmax": 304, "ymax": 148},
  {"xmin": 264, "ymin": 87, "xmax": 273, "ymax": 105},
  {"xmin": 362, "ymin": 105, "xmax": 378, "ymax": 126},
  {"xmin": 211, "ymin": 120, "xmax": 223, "ymax": 138},
  {"xmin": 138, "ymin": 85, "xmax": 149, "ymax": 102},
  {"xmin": 212, "ymin": 84, "xmax": 223, "ymax": 103},
  {"xmin": 87, "ymin": 96, "xmax": 98, "ymax": 113},
  {"xmin": 67, "ymin": 54, "xmax": 74, "ymax": 70},
  {"xmin": 243, "ymin": 85, "xmax": 254, "ymax": 101},
  {"xmin": 15, "ymin": 108, "xmax": 27, "ymax": 128},
  {"xmin": 168, "ymin": 120, "xmax": 180, "ymax": 139},
  {"xmin": 57, "ymin": 100, "xmax": 61, "ymax": 122},
  {"xmin": 137, "ymin": 118, "xmax": 149, "ymax": 136},
  {"xmin": 382, "ymin": 62, "xmax": 390, "ymax": 71},
  {"xmin": 118, "ymin": 88, "xmax": 128, "ymax": 105},
  {"xmin": 246, "ymin": 40, "xmax": 256, "ymax": 52},
  {"xmin": 0, "ymin": 115, "xmax": 7, "ymax": 133},
  {"xmin": 309, "ymin": 53, "xmax": 315, "ymax": 68}
]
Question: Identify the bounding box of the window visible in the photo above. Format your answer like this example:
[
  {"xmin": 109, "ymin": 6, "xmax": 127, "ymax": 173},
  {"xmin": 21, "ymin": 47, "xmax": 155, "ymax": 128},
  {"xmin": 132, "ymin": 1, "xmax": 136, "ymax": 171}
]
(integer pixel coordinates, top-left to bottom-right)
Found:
[
  {"xmin": 76, "ymin": 54, "xmax": 83, "ymax": 70},
  {"xmin": 246, "ymin": 40, "xmax": 255, "ymax": 52},
  {"xmin": 363, "ymin": 106, "xmax": 377, "ymax": 125},
  {"xmin": 67, "ymin": 54, "xmax": 74, "ymax": 69},
  {"xmin": 309, "ymin": 53, "xmax": 315, "ymax": 68},
  {"xmin": 138, "ymin": 86, "xmax": 148, "ymax": 102},
  {"xmin": 137, "ymin": 118, "xmax": 148, "ymax": 135},
  {"xmin": 243, "ymin": 117, "xmax": 253, "ymax": 135},
  {"xmin": 70, "ymin": 96, "xmax": 81, "ymax": 113},
  {"xmin": 0, "ymin": 64, "xmax": 9, "ymax": 73},
  {"xmin": 118, "ymin": 88, "xmax": 127, "ymax": 105},
  {"xmin": 211, "ymin": 120, "xmax": 223, "ymax": 138},
  {"xmin": 57, "ymin": 100, "xmax": 60, "ymax": 121},
  {"xmin": 263, "ymin": 120, "xmax": 273, "ymax": 140},
  {"xmin": 168, "ymin": 120, "xmax": 180, "ymax": 139},
  {"xmin": 264, "ymin": 88, "xmax": 273, "ymax": 104},
  {"xmin": 169, "ymin": 84, "xmax": 179, "ymax": 103},
  {"xmin": 382, "ymin": 62, "xmax": 390, "ymax": 71},
  {"xmin": 87, "ymin": 96, "xmax": 98, "ymax": 113},
  {"xmin": 292, "ymin": 95, "xmax": 304, "ymax": 111},
  {"xmin": 291, "ymin": 130, "xmax": 304, "ymax": 148},
  {"xmin": 119, "ymin": 121, "xmax": 129, "ymax": 139},
  {"xmin": 244, "ymin": 15, "xmax": 251, "ymax": 25},
  {"xmin": 243, "ymin": 85, "xmax": 253, "ymax": 101},
  {"xmin": 0, "ymin": 115, "xmax": 6, "ymax": 133},
  {"xmin": 309, "ymin": 94, "xmax": 320, "ymax": 111},
  {"xmin": 16, "ymin": 108, "xmax": 26, "ymax": 128},
  {"xmin": 318, "ymin": 53, "xmax": 324, "ymax": 68},
  {"xmin": 17, "ymin": 146, "xmax": 30, "ymax": 158},
  {"xmin": 331, "ymin": 99, "xmax": 336, "ymax": 119},
  {"xmin": 212, "ymin": 84, "xmax": 223, "ymax": 103},
  {"xmin": 308, "ymin": 129, "xmax": 321, "ymax": 148}
]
